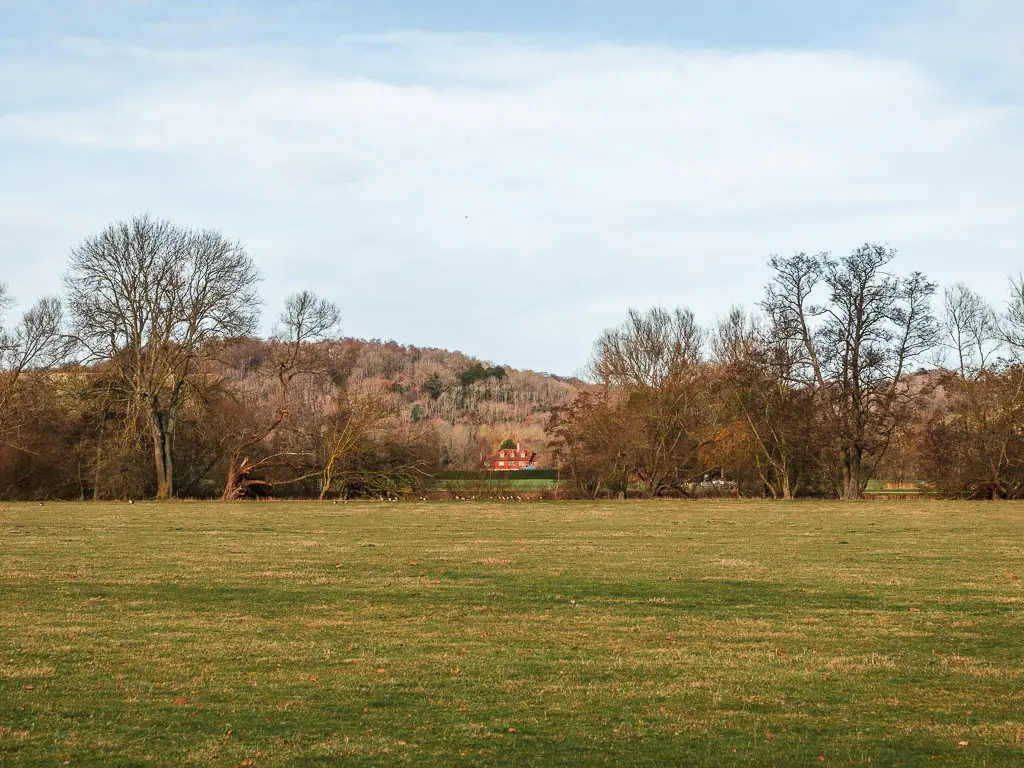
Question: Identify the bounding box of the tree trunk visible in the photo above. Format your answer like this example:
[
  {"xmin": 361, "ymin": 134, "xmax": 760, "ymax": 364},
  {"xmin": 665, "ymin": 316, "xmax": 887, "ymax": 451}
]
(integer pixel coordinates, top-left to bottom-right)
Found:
[
  {"xmin": 222, "ymin": 455, "xmax": 247, "ymax": 501},
  {"xmin": 151, "ymin": 428, "xmax": 168, "ymax": 498},
  {"xmin": 163, "ymin": 420, "xmax": 174, "ymax": 498},
  {"xmin": 93, "ymin": 429, "xmax": 104, "ymax": 501},
  {"xmin": 841, "ymin": 446, "xmax": 863, "ymax": 500},
  {"xmin": 780, "ymin": 472, "xmax": 794, "ymax": 501},
  {"xmin": 150, "ymin": 411, "xmax": 175, "ymax": 499},
  {"xmin": 320, "ymin": 454, "xmax": 337, "ymax": 501},
  {"xmin": 222, "ymin": 455, "xmax": 257, "ymax": 501}
]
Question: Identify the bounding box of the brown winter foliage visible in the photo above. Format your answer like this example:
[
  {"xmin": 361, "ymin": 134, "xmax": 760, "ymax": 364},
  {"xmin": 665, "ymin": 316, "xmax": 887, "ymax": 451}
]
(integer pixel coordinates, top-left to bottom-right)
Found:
[
  {"xmin": 548, "ymin": 250, "xmax": 1024, "ymax": 500},
  {"xmin": 0, "ymin": 336, "xmax": 581, "ymax": 500},
  {"xmin": 5, "ymin": 216, "xmax": 1024, "ymax": 501}
]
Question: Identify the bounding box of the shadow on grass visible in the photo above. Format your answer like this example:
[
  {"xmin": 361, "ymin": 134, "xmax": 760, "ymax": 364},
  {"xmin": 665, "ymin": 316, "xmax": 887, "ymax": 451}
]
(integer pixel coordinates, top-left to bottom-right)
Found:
[{"xmin": 27, "ymin": 576, "xmax": 888, "ymax": 621}]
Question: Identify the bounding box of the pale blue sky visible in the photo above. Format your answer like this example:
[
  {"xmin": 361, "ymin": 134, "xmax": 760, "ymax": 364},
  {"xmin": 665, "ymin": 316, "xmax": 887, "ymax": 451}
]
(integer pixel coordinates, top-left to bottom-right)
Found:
[
  {"xmin": 1, "ymin": 1, "xmax": 904, "ymax": 45},
  {"xmin": 1, "ymin": 1, "xmax": 1021, "ymax": 373}
]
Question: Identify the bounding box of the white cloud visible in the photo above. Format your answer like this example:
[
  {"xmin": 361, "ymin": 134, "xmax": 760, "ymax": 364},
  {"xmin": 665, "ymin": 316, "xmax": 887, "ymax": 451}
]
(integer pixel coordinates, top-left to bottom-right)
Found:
[{"xmin": 1, "ymin": 32, "xmax": 1022, "ymax": 373}]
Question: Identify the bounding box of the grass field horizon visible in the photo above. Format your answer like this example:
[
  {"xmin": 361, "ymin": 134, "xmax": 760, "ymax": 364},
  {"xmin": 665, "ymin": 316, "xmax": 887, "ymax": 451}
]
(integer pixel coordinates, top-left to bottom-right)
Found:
[{"xmin": 1, "ymin": 500, "xmax": 1021, "ymax": 766}]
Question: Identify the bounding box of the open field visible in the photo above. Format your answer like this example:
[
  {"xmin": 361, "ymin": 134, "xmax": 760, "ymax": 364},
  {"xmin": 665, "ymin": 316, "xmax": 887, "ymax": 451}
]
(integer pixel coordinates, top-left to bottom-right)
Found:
[{"xmin": 1, "ymin": 501, "xmax": 1022, "ymax": 766}]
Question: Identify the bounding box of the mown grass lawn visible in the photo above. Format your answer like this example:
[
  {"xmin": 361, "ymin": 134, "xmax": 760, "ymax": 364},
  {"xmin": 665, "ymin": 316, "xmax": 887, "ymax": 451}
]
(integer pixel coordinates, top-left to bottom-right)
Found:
[{"xmin": 0, "ymin": 500, "xmax": 1021, "ymax": 767}]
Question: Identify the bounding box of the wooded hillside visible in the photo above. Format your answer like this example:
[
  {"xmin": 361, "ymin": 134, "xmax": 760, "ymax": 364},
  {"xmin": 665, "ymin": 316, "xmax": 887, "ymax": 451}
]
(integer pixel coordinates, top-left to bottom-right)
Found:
[{"xmin": 217, "ymin": 336, "xmax": 581, "ymax": 469}]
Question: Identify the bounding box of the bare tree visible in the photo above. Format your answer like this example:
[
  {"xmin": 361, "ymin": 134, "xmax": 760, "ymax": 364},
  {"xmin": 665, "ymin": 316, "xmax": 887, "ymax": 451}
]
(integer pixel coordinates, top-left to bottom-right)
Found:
[
  {"xmin": 591, "ymin": 307, "xmax": 703, "ymax": 388},
  {"xmin": 922, "ymin": 365, "xmax": 1024, "ymax": 500},
  {"xmin": 1001, "ymin": 274, "xmax": 1024, "ymax": 362},
  {"xmin": 584, "ymin": 307, "xmax": 718, "ymax": 497},
  {"xmin": 319, "ymin": 389, "xmax": 396, "ymax": 500},
  {"xmin": 0, "ymin": 284, "xmax": 65, "ymax": 442},
  {"xmin": 219, "ymin": 291, "xmax": 341, "ymax": 500},
  {"xmin": 762, "ymin": 245, "xmax": 938, "ymax": 499},
  {"xmin": 942, "ymin": 283, "xmax": 998, "ymax": 377},
  {"xmin": 920, "ymin": 277, "xmax": 1024, "ymax": 499},
  {"xmin": 548, "ymin": 388, "xmax": 633, "ymax": 498},
  {"xmin": 65, "ymin": 215, "xmax": 260, "ymax": 499},
  {"xmin": 713, "ymin": 307, "xmax": 817, "ymax": 499}
]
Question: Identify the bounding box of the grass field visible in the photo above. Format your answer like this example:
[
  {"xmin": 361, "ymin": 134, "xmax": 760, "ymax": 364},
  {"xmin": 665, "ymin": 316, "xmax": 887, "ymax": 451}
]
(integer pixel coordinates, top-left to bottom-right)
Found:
[{"xmin": 1, "ymin": 500, "xmax": 1021, "ymax": 766}]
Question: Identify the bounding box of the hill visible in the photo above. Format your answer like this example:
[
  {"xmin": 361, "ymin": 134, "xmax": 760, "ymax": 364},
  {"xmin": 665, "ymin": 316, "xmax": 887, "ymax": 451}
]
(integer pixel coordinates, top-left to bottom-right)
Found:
[{"xmin": 219, "ymin": 337, "xmax": 584, "ymax": 470}]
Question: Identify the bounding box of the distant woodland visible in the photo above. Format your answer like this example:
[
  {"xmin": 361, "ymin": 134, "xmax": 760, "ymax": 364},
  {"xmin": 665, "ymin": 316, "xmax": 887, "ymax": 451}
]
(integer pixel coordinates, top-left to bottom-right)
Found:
[{"xmin": 3, "ymin": 214, "xmax": 1024, "ymax": 500}]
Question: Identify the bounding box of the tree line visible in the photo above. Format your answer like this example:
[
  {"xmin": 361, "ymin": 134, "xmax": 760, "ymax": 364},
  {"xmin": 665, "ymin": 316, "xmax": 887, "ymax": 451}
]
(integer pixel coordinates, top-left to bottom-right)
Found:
[
  {"xmin": 2, "ymin": 217, "xmax": 1023, "ymax": 500},
  {"xmin": 550, "ymin": 244, "xmax": 1024, "ymax": 500},
  {"xmin": 1, "ymin": 215, "xmax": 443, "ymax": 500}
]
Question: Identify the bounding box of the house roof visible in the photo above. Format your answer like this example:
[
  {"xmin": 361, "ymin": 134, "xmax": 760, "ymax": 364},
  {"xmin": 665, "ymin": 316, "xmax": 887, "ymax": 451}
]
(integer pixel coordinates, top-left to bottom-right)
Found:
[
  {"xmin": 484, "ymin": 446, "xmax": 536, "ymax": 463},
  {"xmin": 496, "ymin": 448, "xmax": 532, "ymax": 459}
]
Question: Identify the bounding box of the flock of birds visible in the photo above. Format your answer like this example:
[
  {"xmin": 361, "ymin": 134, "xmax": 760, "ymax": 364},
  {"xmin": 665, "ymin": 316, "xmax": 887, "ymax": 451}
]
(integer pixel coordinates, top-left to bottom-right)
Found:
[
  {"xmin": 27, "ymin": 496, "xmax": 533, "ymax": 506},
  {"xmin": 329, "ymin": 495, "xmax": 528, "ymax": 503}
]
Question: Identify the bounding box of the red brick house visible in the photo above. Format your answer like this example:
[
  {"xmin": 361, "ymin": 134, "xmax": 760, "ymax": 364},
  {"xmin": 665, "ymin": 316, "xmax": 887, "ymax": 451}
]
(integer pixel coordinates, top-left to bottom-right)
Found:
[{"xmin": 484, "ymin": 443, "xmax": 537, "ymax": 471}]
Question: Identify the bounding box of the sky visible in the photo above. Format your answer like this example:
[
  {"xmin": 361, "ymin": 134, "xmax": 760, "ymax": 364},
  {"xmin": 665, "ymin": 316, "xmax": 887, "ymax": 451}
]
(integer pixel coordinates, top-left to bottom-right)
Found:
[{"xmin": 0, "ymin": 1, "xmax": 1021, "ymax": 375}]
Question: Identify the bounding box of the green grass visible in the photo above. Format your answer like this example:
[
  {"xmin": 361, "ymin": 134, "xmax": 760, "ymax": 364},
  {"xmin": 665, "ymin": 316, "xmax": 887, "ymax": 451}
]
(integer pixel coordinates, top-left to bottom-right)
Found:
[{"xmin": 1, "ymin": 500, "xmax": 1022, "ymax": 766}]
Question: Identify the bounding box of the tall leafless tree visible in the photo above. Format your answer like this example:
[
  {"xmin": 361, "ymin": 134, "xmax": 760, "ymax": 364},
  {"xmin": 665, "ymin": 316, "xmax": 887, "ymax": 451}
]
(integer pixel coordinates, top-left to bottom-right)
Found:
[
  {"xmin": 762, "ymin": 245, "xmax": 938, "ymax": 499},
  {"xmin": 0, "ymin": 284, "xmax": 65, "ymax": 443},
  {"xmin": 1001, "ymin": 274, "xmax": 1024, "ymax": 363},
  {"xmin": 591, "ymin": 307, "xmax": 703, "ymax": 388},
  {"xmin": 65, "ymin": 215, "xmax": 260, "ymax": 499},
  {"xmin": 942, "ymin": 283, "xmax": 998, "ymax": 377}
]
